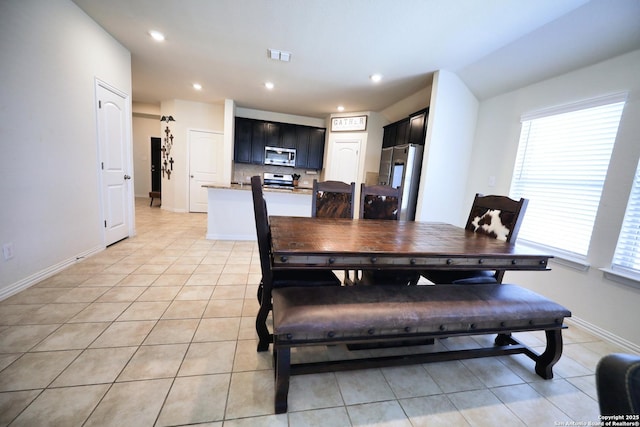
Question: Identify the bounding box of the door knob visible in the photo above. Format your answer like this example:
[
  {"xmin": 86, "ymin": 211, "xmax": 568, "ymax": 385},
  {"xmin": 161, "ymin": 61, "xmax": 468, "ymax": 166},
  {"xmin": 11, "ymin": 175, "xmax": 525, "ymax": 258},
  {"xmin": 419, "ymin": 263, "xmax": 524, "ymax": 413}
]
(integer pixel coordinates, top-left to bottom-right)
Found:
[
  {"xmin": 190, "ymin": 175, "xmax": 194, "ymax": 178},
  {"xmin": 124, "ymin": 174, "xmax": 131, "ymax": 180}
]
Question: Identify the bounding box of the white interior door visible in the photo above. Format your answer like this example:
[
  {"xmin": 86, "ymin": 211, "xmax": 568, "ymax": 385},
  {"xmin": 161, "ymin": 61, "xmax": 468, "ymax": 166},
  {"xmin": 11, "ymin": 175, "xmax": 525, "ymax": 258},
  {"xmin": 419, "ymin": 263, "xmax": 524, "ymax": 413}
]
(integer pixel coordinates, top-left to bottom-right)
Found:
[
  {"xmin": 97, "ymin": 82, "xmax": 131, "ymax": 245},
  {"xmin": 189, "ymin": 130, "xmax": 224, "ymax": 212},
  {"xmin": 327, "ymin": 139, "xmax": 360, "ymax": 184}
]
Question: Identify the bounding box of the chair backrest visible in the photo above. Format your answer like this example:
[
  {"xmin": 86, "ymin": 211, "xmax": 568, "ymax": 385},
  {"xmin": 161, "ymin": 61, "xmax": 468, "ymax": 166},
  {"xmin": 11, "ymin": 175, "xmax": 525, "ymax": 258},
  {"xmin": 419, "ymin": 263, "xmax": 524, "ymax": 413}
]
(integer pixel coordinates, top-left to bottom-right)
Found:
[
  {"xmin": 464, "ymin": 193, "xmax": 528, "ymax": 242},
  {"xmin": 359, "ymin": 183, "xmax": 402, "ymax": 220},
  {"xmin": 311, "ymin": 180, "xmax": 356, "ymax": 219},
  {"xmin": 250, "ymin": 175, "xmax": 273, "ymax": 283}
]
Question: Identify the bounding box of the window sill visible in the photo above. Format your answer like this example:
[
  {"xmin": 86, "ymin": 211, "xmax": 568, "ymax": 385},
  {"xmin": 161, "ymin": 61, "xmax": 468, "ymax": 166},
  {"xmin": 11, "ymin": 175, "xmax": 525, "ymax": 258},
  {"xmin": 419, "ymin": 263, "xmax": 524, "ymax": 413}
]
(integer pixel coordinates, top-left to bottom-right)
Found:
[
  {"xmin": 517, "ymin": 241, "xmax": 590, "ymax": 272},
  {"xmin": 549, "ymin": 256, "xmax": 590, "ymax": 272},
  {"xmin": 600, "ymin": 268, "xmax": 640, "ymax": 289}
]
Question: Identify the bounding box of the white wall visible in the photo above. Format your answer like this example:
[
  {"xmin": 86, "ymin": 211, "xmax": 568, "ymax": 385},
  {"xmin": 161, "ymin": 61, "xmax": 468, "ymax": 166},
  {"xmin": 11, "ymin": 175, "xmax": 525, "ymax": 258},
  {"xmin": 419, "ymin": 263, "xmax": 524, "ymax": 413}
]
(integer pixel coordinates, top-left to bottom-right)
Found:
[
  {"xmin": 468, "ymin": 50, "xmax": 640, "ymax": 350},
  {"xmin": 380, "ymin": 85, "xmax": 433, "ymax": 123},
  {"xmin": 415, "ymin": 70, "xmax": 479, "ymax": 224},
  {"xmin": 0, "ymin": 0, "xmax": 132, "ymax": 297},
  {"xmin": 361, "ymin": 112, "xmax": 388, "ymax": 185},
  {"xmin": 159, "ymin": 99, "xmax": 225, "ymax": 212},
  {"xmin": 132, "ymin": 103, "xmax": 161, "ymax": 197},
  {"xmin": 236, "ymin": 107, "xmax": 325, "ymax": 128}
]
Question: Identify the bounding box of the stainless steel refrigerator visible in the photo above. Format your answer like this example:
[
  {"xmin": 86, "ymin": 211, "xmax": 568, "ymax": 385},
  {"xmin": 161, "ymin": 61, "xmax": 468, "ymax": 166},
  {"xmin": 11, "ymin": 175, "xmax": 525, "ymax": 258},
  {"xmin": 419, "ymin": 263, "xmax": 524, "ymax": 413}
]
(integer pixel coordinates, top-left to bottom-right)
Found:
[{"xmin": 378, "ymin": 144, "xmax": 423, "ymax": 221}]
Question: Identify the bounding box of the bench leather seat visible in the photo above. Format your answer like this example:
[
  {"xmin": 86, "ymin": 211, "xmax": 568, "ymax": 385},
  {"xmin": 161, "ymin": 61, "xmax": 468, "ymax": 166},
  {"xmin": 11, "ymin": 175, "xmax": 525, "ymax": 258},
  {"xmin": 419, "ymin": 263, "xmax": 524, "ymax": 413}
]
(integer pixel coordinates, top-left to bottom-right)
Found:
[{"xmin": 273, "ymin": 284, "xmax": 571, "ymax": 340}]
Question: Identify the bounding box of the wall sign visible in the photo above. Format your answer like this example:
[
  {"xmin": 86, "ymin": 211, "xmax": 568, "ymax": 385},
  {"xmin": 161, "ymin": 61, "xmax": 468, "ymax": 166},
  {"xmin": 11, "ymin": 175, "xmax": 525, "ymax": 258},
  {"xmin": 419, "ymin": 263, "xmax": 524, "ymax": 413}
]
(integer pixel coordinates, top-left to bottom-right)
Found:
[{"xmin": 331, "ymin": 115, "xmax": 367, "ymax": 132}]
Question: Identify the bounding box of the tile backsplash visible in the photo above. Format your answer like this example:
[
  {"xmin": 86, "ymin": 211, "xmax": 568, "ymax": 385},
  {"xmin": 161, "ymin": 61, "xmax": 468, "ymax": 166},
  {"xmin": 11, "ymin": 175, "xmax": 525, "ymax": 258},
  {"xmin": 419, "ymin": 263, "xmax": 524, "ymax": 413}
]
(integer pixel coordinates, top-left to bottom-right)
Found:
[{"xmin": 232, "ymin": 163, "xmax": 320, "ymax": 189}]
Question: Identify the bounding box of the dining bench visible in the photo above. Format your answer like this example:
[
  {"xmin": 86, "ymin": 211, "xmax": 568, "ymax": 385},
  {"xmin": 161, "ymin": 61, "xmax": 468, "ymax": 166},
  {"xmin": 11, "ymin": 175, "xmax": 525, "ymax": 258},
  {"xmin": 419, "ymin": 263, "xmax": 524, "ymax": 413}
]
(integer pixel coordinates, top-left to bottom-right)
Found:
[{"xmin": 271, "ymin": 283, "xmax": 571, "ymax": 413}]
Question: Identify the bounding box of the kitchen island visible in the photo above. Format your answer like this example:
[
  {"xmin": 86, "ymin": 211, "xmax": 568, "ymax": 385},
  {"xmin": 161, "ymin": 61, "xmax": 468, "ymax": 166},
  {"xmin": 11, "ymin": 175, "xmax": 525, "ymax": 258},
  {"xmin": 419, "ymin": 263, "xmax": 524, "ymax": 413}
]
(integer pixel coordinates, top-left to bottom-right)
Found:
[{"xmin": 204, "ymin": 184, "xmax": 312, "ymax": 240}]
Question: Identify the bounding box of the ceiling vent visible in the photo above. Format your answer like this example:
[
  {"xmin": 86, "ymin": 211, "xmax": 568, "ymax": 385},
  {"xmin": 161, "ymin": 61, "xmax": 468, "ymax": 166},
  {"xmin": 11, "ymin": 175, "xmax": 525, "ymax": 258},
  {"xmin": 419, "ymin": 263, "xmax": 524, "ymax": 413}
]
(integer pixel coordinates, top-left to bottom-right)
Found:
[{"xmin": 268, "ymin": 49, "xmax": 291, "ymax": 62}]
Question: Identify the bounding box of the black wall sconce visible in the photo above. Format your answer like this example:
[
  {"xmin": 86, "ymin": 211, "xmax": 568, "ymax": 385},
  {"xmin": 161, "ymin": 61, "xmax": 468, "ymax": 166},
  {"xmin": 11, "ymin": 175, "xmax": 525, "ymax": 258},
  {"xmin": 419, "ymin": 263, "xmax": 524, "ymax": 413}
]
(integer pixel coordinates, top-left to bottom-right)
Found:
[{"xmin": 160, "ymin": 116, "xmax": 175, "ymax": 179}]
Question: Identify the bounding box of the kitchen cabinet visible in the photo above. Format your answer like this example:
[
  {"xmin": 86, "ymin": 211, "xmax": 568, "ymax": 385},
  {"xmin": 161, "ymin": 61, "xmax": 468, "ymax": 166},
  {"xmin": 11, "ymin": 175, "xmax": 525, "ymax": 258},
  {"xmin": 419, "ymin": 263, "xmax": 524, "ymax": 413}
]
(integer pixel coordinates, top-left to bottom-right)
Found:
[
  {"xmin": 395, "ymin": 119, "xmax": 409, "ymax": 146},
  {"xmin": 234, "ymin": 117, "xmax": 253, "ymax": 163},
  {"xmin": 294, "ymin": 126, "xmax": 309, "ymax": 167},
  {"xmin": 234, "ymin": 117, "xmax": 326, "ymax": 169},
  {"xmin": 251, "ymin": 120, "xmax": 266, "ymax": 164},
  {"xmin": 407, "ymin": 109, "xmax": 428, "ymax": 145},
  {"xmin": 307, "ymin": 128, "xmax": 326, "ymax": 170},
  {"xmin": 265, "ymin": 122, "xmax": 280, "ymax": 148},
  {"xmin": 280, "ymin": 123, "xmax": 297, "ymax": 149},
  {"xmin": 382, "ymin": 108, "xmax": 429, "ymax": 148},
  {"xmin": 382, "ymin": 125, "xmax": 396, "ymax": 148}
]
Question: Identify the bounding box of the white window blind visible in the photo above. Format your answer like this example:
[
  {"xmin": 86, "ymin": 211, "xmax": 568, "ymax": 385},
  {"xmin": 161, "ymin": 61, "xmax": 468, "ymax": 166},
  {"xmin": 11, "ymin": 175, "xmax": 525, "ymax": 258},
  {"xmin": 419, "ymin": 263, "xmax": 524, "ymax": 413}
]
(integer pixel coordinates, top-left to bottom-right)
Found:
[
  {"xmin": 612, "ymin": 159, "xmax": 640, "ymax": 274},
  {"xmin": 509, "ymin": 94, "xmax": 626, "ymax": 258}
]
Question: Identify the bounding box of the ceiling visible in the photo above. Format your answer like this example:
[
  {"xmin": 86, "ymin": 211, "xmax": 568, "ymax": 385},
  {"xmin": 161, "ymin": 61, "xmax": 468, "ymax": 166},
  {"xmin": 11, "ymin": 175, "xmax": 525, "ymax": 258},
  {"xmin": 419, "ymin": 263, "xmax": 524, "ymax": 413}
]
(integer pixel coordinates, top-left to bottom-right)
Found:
[{"xmin": 72, "ymin": 0, "xmax": 640, "ymax": 118}]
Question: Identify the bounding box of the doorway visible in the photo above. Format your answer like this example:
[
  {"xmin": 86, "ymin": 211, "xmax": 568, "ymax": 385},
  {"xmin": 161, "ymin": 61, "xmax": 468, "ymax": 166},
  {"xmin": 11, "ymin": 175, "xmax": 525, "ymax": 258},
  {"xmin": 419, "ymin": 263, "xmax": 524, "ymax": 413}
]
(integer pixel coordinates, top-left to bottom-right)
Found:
[{"xmin": 151, "ymin": 137, "xmax": 161, "ymax": 193}]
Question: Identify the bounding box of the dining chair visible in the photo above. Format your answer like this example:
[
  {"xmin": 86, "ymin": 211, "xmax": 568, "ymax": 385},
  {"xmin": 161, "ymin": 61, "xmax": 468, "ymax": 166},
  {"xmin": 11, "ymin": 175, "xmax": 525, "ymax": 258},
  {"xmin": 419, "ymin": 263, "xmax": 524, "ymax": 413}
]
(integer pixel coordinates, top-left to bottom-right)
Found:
[
  {"xmin": 311, "ymin": 179, "xmax": 356, "ymax": 219},
  {"xmin": 420, "ymin": 193, "xmax": 528, "ymax": 284},
  {"xmin": 311, "ymin": 179, "xmax": 356, "ymax": 285},
  {"xmin": 354, "ymin": 183, "xmax": 420, "ymax": 286},
  {"xmin": 359, "ymin": 184, "xmax": 403, "ymax": 220},
  {"xmin": 251, "ymin": 176, "xmax": 341, "ymax": 351}
]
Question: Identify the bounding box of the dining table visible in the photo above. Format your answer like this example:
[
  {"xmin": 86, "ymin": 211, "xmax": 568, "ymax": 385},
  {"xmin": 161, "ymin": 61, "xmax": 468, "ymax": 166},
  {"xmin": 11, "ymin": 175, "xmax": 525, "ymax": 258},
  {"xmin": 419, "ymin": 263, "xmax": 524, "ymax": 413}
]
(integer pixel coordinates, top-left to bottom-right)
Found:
[{"xmin": 269, "ymin": 216, "xmax": 552, "ymax": 273}]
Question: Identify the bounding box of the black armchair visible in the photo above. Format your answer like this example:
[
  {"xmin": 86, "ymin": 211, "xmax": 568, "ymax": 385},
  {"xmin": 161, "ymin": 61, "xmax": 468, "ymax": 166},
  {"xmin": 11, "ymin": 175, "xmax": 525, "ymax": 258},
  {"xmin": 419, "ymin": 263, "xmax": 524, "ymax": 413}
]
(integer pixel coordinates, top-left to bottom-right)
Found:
[{"xmin": 596, "ymin": 353, "xmax": 640, "ymax": 415}]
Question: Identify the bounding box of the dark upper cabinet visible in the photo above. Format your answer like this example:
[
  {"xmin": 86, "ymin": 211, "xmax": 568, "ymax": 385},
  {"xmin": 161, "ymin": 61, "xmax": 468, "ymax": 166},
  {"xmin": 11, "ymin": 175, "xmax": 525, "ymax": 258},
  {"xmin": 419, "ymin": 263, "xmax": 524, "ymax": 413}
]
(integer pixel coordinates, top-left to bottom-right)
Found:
[
  {"xmin": 280, "ymin": 123, "xmax": 297, "ymax": 149},
  {"xmin": 265, "ymin": 122, "xmax": 280, "ymax": 148},
  {"xmin": 234, "ymin": 117, "xmax": 253, "ymax": 163},
  {"xmin": 382, "ymin": 108, "xmax": 429, "ymax": 148},
  {"xmin": 307, "ymin": 128, "xmax": 326, "ymax": 170},
  {"xmin": 251, "ymin": 120, "xmax": 266, "ymax": 164},
  {"xmin": 395, "ymin": 119, "xmax": 409, "ymax": 146},
  {"xmin": 234, "ymin": 117, "xmax": 326, "ymax": 169},
  {"xmin": 407, "ymin": 109, "xmax": 428, "ymax": 145},
  {"xmin": 382, "ymin": 125, "xmax": 396, "ymax": 148},
  {"xmin": 294, "ymin": 126, "xmax": 310, "ymax": 167}
]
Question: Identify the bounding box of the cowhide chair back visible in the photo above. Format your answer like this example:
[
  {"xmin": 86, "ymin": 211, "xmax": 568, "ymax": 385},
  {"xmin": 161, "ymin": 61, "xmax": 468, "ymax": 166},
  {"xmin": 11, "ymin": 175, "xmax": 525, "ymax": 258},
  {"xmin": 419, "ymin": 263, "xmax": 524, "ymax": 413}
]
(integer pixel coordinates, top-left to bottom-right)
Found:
[
  {"xmin": 359, "ymin": 184, "xmax": 402, "ymax": 220},
  {"xmin": 420, "ymin": 193, "xmax": 528, "ymax": 285},
  {"xmin": 465, "ymin": 194, "xmax": 528, "ymax": 243},
  {"xmin": 312, "ymin": 180, "xmax": 356, "ymax": 219}
]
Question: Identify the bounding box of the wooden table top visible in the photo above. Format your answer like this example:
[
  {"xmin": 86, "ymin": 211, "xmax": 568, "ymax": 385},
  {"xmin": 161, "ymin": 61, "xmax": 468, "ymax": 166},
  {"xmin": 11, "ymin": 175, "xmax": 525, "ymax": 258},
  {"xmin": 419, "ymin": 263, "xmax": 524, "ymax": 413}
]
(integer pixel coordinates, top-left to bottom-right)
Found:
[{"xmin": 269, "ymin": 216, "xmax": 551, "ymax": 271}]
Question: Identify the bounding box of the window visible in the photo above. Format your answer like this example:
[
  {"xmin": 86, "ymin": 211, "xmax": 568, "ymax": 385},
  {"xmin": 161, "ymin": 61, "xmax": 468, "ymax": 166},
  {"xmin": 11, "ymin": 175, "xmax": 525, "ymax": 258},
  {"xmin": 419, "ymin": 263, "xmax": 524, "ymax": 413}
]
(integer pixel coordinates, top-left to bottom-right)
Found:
[
  {"xmin": 612, "ymin": 159, "xmax": 640, "ymax": 276},
  {"xmin": 509, "ymin": 94, "xmax": 626, "ymax": 260}
]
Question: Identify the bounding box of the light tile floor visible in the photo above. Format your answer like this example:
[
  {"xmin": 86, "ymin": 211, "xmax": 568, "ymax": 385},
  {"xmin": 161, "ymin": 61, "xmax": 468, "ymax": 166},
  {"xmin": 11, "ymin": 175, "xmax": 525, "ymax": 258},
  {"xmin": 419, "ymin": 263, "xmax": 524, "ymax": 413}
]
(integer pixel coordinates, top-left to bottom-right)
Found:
[{"xmin": 0, "ymin": 198, "xmax": 629, "ymax": 426}]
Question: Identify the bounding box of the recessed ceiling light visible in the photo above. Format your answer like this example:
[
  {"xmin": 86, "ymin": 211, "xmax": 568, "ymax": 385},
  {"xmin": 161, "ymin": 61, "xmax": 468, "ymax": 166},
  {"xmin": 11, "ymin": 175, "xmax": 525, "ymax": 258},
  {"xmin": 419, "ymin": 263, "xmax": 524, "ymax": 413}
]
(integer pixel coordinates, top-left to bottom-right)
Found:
[
  {"xmin": 337, "ymin": 105, "xmax": 345, "ymax": 112},
  {"xmin": 264, "ymin": 81, "xmax": 274, "ymax": 90},
  {"xmin": 149, "ymin": 30, "xmax": 165, "ymax": 42},
  {"xmin": 193, "ymin": 83, "xmax": 202, "ymax": 90},
  {"xmin": 370, "ymin": 74, "xmax": 382, "ymax": 83}
]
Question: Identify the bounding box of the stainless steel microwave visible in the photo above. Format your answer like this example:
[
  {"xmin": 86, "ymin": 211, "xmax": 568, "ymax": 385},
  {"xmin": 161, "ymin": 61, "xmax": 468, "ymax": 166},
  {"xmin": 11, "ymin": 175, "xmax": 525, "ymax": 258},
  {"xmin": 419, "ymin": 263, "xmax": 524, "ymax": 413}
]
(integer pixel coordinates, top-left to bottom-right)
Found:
[{"xmin": 264, "ymin": 146, "xmax": 296, "ymax": 167}]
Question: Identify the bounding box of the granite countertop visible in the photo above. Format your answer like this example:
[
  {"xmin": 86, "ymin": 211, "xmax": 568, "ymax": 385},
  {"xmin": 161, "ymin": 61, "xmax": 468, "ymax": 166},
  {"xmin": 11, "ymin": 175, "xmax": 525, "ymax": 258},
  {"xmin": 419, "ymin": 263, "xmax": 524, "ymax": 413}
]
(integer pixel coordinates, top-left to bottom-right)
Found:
[{"xmin": 203, "ymin": 183, "xmax": 312, "ymax": 194}]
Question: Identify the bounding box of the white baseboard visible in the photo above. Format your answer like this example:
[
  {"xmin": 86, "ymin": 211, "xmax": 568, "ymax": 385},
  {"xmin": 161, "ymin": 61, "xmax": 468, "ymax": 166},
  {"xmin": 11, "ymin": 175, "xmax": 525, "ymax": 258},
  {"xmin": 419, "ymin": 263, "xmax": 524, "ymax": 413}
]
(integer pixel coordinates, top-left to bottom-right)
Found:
[
  {"xmin": 567, "ymin": 316, "xmax": 640, "ymax": 354},
  {"xmin": 0, "ymin": 245, "xmax": 104, "ymax": 301}
]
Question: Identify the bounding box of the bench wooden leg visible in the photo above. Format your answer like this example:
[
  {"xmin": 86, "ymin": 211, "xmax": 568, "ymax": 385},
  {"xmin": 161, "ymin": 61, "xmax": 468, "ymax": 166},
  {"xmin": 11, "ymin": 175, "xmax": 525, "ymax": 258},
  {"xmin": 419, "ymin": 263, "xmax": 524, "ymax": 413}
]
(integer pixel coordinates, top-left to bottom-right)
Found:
[
  {"xmin": 494, "ymin": 332, "xmax": 513, "ymax": 346},
  {"xmin": 274, "ymin": 346, "xmax": 291, "ymax": 414},
  {"xmin": 494, "ymin": 329, "xmax": 564, "ymax": 379},
  {"xmin": 534, "ymin": 329, "xmax": 563, "ymax": 379}
]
